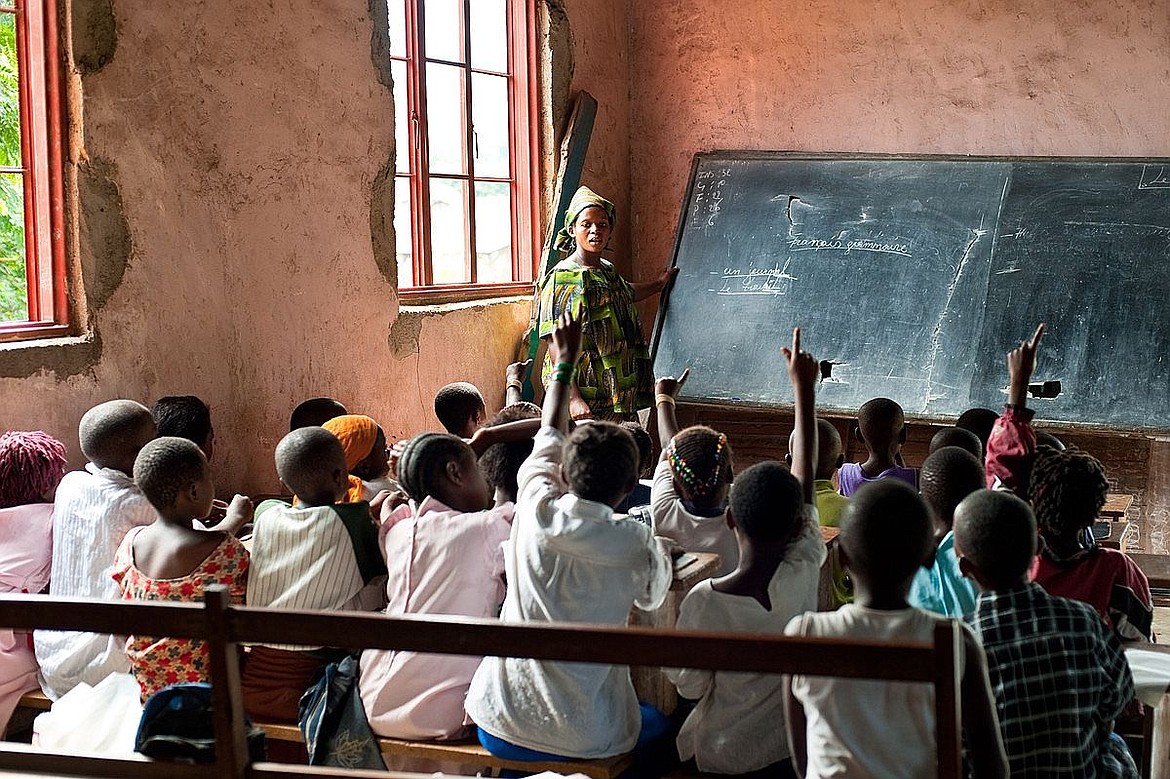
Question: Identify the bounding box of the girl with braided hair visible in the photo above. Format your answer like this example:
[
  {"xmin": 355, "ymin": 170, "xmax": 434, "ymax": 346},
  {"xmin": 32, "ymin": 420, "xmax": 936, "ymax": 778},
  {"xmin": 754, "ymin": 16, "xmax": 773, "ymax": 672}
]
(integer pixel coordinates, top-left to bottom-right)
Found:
[
  {"xmin": 650, "ymin": 368, "xmax": 739, "ymax": 576},
  {"xmin": 359, "ymin": 432, "xmax": 512, "ymax": 740},
  {"xmin": 0, "ymin": 431, "xmax": 67, "ymax": 730},
  {"xmin": 1031, "ymin": 445, "xmax": 1153, "ymax": 642}
]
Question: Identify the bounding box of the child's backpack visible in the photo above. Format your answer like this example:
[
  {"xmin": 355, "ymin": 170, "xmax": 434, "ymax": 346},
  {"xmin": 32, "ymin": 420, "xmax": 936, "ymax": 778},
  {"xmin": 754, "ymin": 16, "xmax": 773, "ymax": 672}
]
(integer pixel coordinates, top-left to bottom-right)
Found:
[{"xmin": 135, "ymin": 683, "xmax": 266, "ymax": 764}]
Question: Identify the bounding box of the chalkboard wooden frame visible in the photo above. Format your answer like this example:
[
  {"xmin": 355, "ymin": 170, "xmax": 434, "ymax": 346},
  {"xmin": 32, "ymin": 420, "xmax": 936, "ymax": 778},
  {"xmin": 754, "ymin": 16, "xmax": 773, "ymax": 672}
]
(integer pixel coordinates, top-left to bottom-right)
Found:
[{"xmin": 651, "ymin": 151, "xmax": 1170, "ymax": 433}]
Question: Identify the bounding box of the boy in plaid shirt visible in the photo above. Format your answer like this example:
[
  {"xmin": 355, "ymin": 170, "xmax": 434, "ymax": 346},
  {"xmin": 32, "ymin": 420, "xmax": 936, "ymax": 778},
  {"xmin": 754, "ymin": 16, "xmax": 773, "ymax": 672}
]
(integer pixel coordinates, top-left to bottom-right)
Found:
[{"xmin": 954, "ymin": 489, "xmax": 1138, "ymax": 778}]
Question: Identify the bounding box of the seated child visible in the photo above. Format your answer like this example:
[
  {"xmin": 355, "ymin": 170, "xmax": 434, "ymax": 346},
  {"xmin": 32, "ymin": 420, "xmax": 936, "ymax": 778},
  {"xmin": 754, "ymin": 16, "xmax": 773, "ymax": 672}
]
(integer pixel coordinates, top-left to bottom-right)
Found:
[
  {"xmin": 113, "ymin": 437, "xmax": 251, "ymax": 700},
  {"xmin": 787, "ymin": 419, "xmax": 851, "ymax": 606},
  {"xmin": 151, "ymin": 395, "xmax": 214, "ymax": 459},
  {"xmin": 34, "ymin": 400, "xmax": 157, "ymax": 700},
  {"xmin": 837, "ymin": 397, "xmax": 917, "ymax": 496},
  {"xmin": 1031, "ymin": 445, "xmax": 1152, "ymax": 642},
  {"xmin": 466, "ymin": 311, "xmax": 673, "ymax": 760},
  {"xmin": 478, "ymin": 403, "xmax": 541, "ymax": 506},
  {"xmin": 669, "ymin": 328, "xmax": 827, "ymax": 777},
  {"xmin": 783, "ymin": 479, "xmax": 1007, "ymax": 778},
  {"xmin": 435, "ymin": 382, "xmax": 487, "ymax": 439},
  {"xmin": 321, "ymin": 414, "xmax": 396, "ymax": 502},
  {"xmin": 243, "ymin": 426, "xmax": 387, "ymax": 722},
  {"xmin": 928, "ymin": 426, "xmax": 982, "ymax": 460},
  {"xmin": 359, "ymin": 432, "xmax": 511, "ymax": 740},
  {"xmin": 956, "ymin": 407, "xmax": 999, "ymax": 454},
  {"xmin": 954, "ymin": 489, "xmax": 1139, "ymax": 777},
  {"xmin": 983, "ymin": 324, "xmax": 1045, "ymax": 496},
  {"xmin": 908, "ymin": 446, "xmax": 984, "ymax": 617},
  {"xmin": 650, "ymin": 367, "xmax": 738, "ymax": 577},
  {"xmin": 616, "ymin": 420, "xmax": 653, "ymax": 512},
  {"xmin": 0, "ymin": 431, "xmax": 67, "ymax": 729},
  {"xmin": 289, "ymin": 397, "xmax": 348, "ymax": 431}
]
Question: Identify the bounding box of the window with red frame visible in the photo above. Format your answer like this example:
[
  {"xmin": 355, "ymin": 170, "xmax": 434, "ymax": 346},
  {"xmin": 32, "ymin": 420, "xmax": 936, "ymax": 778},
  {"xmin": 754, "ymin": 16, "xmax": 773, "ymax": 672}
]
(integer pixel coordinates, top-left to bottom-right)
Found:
[
  {"xmin": 390, "ymin": 0, "xmax": 538, "ymax": 297},
  {"xmin": 0, "ymin": 0, "xmax": 65, "ymax": 339}
]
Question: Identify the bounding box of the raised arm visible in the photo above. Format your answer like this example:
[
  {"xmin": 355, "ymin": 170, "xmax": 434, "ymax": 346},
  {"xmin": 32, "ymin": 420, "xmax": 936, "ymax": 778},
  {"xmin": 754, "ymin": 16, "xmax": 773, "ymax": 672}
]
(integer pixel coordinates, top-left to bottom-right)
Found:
[
  {"xmin": 543, "ymin": 311, "xmax": 583, "ymax": 434},
  {"xmin": 782, "ymin": 327, "xmax": 819, "ymax": 506},
  {"xmin": 654, "ymin": 367, "xmax": 690, "ymax": 455},
  {"xmin": 468, "ymin": 417, "xmax": 542, "ymax": 456},
  {"xmin": 504, "ymin": 359, "xmax": 532, "ymax": 406},
  {"xmin": 985, "ymin": 323, "xmax": 1044, "ymax": 493}
]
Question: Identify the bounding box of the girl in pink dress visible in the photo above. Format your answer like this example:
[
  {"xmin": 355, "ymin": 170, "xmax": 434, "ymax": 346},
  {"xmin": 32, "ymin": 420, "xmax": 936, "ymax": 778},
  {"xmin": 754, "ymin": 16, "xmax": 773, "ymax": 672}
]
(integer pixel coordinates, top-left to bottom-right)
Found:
[{"xmin": 0, "ymin": 431, "xmax": 67, "ymax": 732}]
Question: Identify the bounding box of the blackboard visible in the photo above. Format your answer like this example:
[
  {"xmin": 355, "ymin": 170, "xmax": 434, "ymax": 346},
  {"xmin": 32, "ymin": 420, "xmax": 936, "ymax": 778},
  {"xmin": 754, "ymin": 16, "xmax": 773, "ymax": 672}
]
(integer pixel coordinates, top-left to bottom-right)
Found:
[{"xmin": 651, "ymin": 152, "xmax": 1170, "ymax": 431}]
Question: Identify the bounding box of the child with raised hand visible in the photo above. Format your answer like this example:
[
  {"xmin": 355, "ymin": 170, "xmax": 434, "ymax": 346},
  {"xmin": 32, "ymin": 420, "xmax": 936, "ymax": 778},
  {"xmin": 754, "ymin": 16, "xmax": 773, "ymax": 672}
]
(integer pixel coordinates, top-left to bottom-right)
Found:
[
  {"xmin": 34, "ymin": 400, "xmax": 158, "ymax": 699},
  {"xmin": 984, "ymin": 324, "xmax": 1046, "ymax": 495},
  {"xmin": 243, "ymin": 426, "xmax": 388, "ymax": 722},
  {"xmin": 0, "ymin": 431, "xmax": 67, "ymax": 729},
  {"xmin": 787, "ymin": 419, "xmax": 852, "ymax": 606},
  {"xmin": 113, "ymin": 437, "xmax": 251, "ymax": 700},
  {"xmin": 783, "ymin": 479, "xmax": 1008, "ymax": 778},
  {"xmin": 837, "ymin": 397, "xmax": 917, "ymax": 497},
  {"xmin": 668, "ymin": 328, "xmax": 827, "ymax": 777},
  {"xmin": 651, "ymin": 366, "xmax": 738, "ymax": 576},
  {"xmin": 908, "ymin": 446, "xmax": 985, "ymax": 618},
  {"xmin": 359, "ymin": 431, "xmax": 511, "ymax": 740},
  {"xmin": 466, "ymin": 310, "xmax": 673, "ymax": 761},
  {"xmin": 955, "ymin": 490, "xmax": 1139, "ymax": 777}
]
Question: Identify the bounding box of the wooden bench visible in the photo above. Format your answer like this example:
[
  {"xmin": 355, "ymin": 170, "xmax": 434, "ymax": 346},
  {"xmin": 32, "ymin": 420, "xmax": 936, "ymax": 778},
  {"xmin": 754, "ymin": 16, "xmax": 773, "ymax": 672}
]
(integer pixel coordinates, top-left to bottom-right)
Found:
[{"xmin": 0, "ymin": 590, "xmax": 965, "ymax": 779}]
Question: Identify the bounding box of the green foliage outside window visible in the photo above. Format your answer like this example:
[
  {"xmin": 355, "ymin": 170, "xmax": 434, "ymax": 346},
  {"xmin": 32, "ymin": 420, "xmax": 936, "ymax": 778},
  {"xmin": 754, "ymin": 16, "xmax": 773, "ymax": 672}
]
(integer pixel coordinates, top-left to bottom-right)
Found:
[{"xmin": 0, "ymin": 12, "xmax": 27, "ymax": 323}]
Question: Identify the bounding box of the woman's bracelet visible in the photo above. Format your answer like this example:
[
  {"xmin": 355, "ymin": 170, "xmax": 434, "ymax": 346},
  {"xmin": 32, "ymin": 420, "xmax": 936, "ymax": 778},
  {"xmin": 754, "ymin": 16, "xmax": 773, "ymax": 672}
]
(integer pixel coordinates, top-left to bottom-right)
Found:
[{"xmin": 655, "ymin": 393, "xmax": 676, "ymax": 407}]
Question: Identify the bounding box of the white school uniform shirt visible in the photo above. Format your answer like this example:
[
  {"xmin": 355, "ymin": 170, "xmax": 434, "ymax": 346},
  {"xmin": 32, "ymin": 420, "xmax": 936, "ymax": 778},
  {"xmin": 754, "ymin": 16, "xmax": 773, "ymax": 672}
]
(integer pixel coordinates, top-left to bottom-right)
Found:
[
  {"xmin": 465, "ymin": 426, "xmax": 673, "ymax": 759},
  {"xmin": 785, "ymin": 605, "xmax": 971, "ymax": 779},
  {"xmin": 649, "ymin": 460, "xmax": 738, "ymax": 577},
  {"xmin": 33, "ymin": 466, "xmax": 156, "ymax": 699},
  {"xmin": 359, "ymin": 496, "xmax": 512, "ymax": 740},
  {"xmin": 668, "ymin": 506, "xmax": 826, "ymax": 774}
]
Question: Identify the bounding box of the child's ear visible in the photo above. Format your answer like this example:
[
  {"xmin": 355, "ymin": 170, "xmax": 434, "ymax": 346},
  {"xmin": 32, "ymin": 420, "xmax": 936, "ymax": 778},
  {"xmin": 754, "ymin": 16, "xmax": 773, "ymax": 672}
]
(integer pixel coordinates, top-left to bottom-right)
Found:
[
  {"xmin": 446, "ymin": 459, "xmax": 462, "ymax": 484},
  {"xmin": 784, "ymin": 452, "xmax": 793, "ymax": 466},
  {"xmin": 333, "ymin": 467, "xmax": 348, "ymax": 490},
  {"xmin": 835, "ymin": 453, "xmax": 845, "ymax": 469},
  {"xmin": 853, "ymin": 424, "xmax": 864, "ymax": 444},
  {"xmin": 725, "ymin": 508, "xmax": 736, "ymax": 530}
]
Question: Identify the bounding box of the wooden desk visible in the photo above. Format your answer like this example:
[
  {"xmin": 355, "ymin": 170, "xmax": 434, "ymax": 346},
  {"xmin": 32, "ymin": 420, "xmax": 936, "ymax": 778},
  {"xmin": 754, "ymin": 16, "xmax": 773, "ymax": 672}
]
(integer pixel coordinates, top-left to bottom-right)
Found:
[{"xmin": 1102, "ymin": 493, "xmax": 1135, "ymax": 520}]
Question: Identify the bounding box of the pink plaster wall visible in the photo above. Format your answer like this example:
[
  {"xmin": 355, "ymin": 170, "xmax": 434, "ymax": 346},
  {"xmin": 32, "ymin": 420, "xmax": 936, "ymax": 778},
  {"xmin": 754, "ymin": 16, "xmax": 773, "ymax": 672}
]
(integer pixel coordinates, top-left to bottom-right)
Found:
[
  {"xmin": 626, "ymin": 0, "xmax": 1170, "ymax": 282},
  {"xmin": 0, "ymin": 0, "xmax": 530, "ymax": 494}
]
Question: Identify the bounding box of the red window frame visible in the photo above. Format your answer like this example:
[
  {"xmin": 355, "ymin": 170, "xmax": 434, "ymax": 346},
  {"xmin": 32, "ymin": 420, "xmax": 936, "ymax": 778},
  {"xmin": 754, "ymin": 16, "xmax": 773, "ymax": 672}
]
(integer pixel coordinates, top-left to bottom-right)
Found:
[
  {"xmin": 392, "ymin": 0, "xmax": 540, "ymax": 301},
  {"xmin": 0, "ymin": 0, "xmax": 66, "ymax": 341}
]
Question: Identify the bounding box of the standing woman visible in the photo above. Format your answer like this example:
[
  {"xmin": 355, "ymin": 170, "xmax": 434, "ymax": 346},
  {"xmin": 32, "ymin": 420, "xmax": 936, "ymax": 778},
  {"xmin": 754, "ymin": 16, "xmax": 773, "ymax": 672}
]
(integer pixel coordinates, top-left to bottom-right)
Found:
[{"xmin": 536, "ymin": 187, "xmax": 674, "ymax": 422}]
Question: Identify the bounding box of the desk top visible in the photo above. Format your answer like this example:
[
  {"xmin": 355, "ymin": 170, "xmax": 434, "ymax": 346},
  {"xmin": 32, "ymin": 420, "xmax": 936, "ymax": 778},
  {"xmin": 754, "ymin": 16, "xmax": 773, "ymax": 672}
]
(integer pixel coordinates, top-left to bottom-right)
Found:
[
  {"xmin": 1101, "ymin": 493, "xmax": 1134, "ymax": 519},
  {"xmin": 1130, "ymin": 554, "xmax": 1170, "ymax": 589},
  {"xmin": 673, "ymin": 552, "xmax": 721, "ymax": 591}
]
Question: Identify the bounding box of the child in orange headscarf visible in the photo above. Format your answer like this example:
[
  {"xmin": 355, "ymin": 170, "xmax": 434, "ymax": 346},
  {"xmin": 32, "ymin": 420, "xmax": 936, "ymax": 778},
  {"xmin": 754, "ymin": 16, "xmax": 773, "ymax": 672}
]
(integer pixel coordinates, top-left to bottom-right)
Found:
[{"xmin": 322, "ymin": 415, "xmax": 397, "ymax": 503}]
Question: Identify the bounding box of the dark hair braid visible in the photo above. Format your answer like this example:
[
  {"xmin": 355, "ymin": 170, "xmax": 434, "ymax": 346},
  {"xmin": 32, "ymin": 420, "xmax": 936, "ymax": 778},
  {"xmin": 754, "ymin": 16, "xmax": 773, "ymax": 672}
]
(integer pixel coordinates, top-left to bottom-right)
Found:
[
  {"xmin": 1029, "ymin": 444, "xmax": 1108, "ymax": 536},
  {"xmin": 667, "ymin": 426, "xmax": 733, "ymax": 499},
  {"xmin": 397, "ymin": 432, "xmax": 468, "ymax": 502}
]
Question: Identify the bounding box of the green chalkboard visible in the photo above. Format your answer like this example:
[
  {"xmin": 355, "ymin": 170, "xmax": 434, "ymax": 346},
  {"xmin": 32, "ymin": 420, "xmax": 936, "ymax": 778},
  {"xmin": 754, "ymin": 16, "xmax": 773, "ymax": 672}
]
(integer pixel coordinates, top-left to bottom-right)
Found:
[{"xmin": 652, "ymin": 152, "xmax": 1170, "ymax": 430}]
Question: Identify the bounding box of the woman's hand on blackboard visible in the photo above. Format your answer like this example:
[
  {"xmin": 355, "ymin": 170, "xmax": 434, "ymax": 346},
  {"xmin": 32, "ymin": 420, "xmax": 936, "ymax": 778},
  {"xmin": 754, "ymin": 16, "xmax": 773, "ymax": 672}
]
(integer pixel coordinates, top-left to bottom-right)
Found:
[
  {"xmin": 655, "ymin": 367, "xmax": 690, "ymax": 399},
  {"xmin": 1007, "ymin": 323, "xmax": 1045, "ymax": 407}
]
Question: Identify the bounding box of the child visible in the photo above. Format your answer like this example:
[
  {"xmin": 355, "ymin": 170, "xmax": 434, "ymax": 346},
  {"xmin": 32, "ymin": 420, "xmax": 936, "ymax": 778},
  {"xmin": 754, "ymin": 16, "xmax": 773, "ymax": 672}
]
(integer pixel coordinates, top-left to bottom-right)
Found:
[
  {"xmin": 908, "ymin": 446, "xmax": 984, "ymax": 617},
  {"xmin": 478, "ymin": 402, "xmax": 541, "ymax": 506},
  {"xmin": 617, "ymin": 421, "xmax": 654, "ymax": 512},
  {"xmin": 650, "ymin": 367, "xmax": 738, "ymax": 577},
  {"xmin": 466, "ymin": 310, "xmax": 673, "ymax": 760},
  {"xmin": 787, "ymin": 419, "xmax": 849, "ymax": 528},
  {"xmin": 956, "ymin": 408, "xmax": 999, "ymax": 454},
  {"xmin": 434, "ymin": 382, "xmax": 487, "ymax": 439},
  {"xmin": 669, "ymin": 328, "xmax": 827, "ymax": 777},
  {"xmin": 321, "ymin": 414, "xmax": 396, "ymax": 502},
  {"xmin": 928, "ymin": 426, "xmax": 982, "ymax": 460},
  {"xmin": 836, "ymin": 397, "xmax": 917, "ymax": 497},
  {"xmin": 34, "ymin": 399, "xmax": 158, "ymax": 700},
  {"xmin": 151, "ymin": 395, "xmax": 214, "ymax": 460},
  {"xmin": 359, "ymin": 432, "xmax": 511, "ymax": 740},
  {"xmin": 0, "ymin": 431, "xmax": 67, "ymax": 729},
  {"xmin": 783, "ymin": 479, "xmax": 1007, "ymax": 778},
  {"xmin": 113, "ymin": 437, "xmax": 251, "ymax": 700},
  {"xmin": 289, "ymin": 397, "xmax": 348, "ymax": 431},
  {"xmin": 954, "ymin": 489, "xmax": 1139, "ymax": 777},
  {"xmin": 243, "ymin": 426, "xmax": 387, "ymax": 722}
]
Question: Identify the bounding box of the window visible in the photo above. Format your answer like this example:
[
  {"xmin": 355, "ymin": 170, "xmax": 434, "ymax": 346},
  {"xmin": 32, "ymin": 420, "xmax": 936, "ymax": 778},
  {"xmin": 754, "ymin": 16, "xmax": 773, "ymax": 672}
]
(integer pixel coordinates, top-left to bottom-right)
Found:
[
  {"xmin": 390, "ymin": 0, "xmax": 539, "ymax": 298},
  {"xmin": 0, "ymin": 0, "xmax": 65, "ymax": 339}
]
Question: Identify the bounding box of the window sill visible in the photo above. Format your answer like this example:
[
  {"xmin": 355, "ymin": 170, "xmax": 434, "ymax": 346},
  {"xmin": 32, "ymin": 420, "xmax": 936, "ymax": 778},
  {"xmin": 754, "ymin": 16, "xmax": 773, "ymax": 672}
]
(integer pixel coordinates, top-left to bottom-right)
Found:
[
  {"xmin": 0, "ymin": 322, "xmax": 71, "ymax": 343},
  {"xmin": 396, "ymin": 282, "xmax": 534, "ymax": 306}
]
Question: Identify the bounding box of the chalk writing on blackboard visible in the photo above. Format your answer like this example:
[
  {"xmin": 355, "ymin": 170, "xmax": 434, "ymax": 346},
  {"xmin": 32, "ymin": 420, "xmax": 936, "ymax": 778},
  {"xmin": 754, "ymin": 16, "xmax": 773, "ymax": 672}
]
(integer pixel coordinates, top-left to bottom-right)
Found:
[
  {"xmin": 787, "ymin": 235, "xmax": 912, "ymax": 257},
  {"xmin": 713, "ymin": 259, "xmax": 797, "ymax": 296},
  {"xmin": 1139, "ymin": 165, "xmax": 1170, "ymax": 190},
  {"xmin": 690, "ymin": 167, "xmax": 732, "ymax": 230}
]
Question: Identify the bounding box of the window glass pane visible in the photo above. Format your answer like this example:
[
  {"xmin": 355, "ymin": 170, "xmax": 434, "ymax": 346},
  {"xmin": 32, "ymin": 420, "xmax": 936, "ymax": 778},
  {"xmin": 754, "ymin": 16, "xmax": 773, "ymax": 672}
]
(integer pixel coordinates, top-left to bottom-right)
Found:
[
  {"xmin": 423, "ymin": 0, "xmax": 463, "ymax": 63},
  {"xmin": 469, "ymin": 0, "xmax": 508, "ymax": 73},
  {"xmin": 429, "ymin": 178, "xmax": 469, "ymax": 284},
  {"xmin": 471, "ymin": 73, "xmax": 509, "ymax": 179},
  {"xmin": 394, "ymin": 176, "xmax": 413, "ymax": 287},
  {"xmin": 0, "ymin": 12, "xmax": 21, "ymax": 170},
  {"xmin": 426, "ymin": 63, "xmax": 467, "ymax": 175},
  {"xmin": 0, "ymin": 171, "xmax": 26, "ymax": 321},
  {"xmin": 387, "ymin": 0, "xmax": 407, "ymax": 58},
  {"xmin": 392, "ymin": 60, "xmax": 410, "ymax": 174},
  {"xmin": 475, "ymin": 181, "xmax": 511, "ymax": 283}
]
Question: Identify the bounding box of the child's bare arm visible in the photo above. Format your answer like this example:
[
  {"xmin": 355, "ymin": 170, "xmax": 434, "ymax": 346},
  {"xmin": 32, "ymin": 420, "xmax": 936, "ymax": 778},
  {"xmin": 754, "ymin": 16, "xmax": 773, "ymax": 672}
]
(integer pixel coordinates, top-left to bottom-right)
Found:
[
  {"xmin": 1007, "ymin": 323, "xmax": 1045, "ymax": 409},
  {"xmin": 505, "ymin": 359, "xmax": 532, "ymax": 406},
  {"xmin": 782, "ymin": 327, "xmax": 819, "ymax": 506},
  {"xmin": 468, "ymin": 418, "xmax": 542, "ymax": 456},
  {"xmin": 202, "ymin": 494, "xmax": 253, "ymax": 536},
  {"xmin": 960, "ymin": 628, "xmax": 1009, "ymax": 778},
  {"xmin": 654, "ymin": 368, "xmax": 690, "ymax": 455},
  {"xmin": 543, "ymin": 311, "xmax": 582, "ymax": 433},
  {"xmin": 782, "ymin": 675, "xmax": 808, "ymax": 775}
]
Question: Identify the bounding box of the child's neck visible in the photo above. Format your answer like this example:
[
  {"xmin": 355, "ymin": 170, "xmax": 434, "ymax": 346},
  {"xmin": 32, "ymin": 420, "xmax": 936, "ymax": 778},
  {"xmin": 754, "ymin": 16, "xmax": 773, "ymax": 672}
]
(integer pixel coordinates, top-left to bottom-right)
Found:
[
  {"xmin": 860, "ymin": 449, "xmax": 899, "ymax": 476},
  {"xmin": 851, "ymin": 581, "xmax": 912, "ymax": 611},
  {"xmin": 711, "ymin": 541, "xmax": 784, "ymax": 610},
  {"xmin": 1044, "ymin": 529, "xmax": 1089, "ymax": 558}
]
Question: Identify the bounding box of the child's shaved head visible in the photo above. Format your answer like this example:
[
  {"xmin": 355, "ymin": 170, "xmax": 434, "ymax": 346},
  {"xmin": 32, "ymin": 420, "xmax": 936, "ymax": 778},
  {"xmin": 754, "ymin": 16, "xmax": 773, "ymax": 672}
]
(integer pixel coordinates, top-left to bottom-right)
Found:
[
  {"xmin": 729, "ymin": 461, "xmax": 802, "ymax": 544},
  {"xmin": 134, "ymin": 437, "xmax": 208, "ymax": 512},
  {"xmin": 928, "ymin": 427, "xmax": 982, "ymax": 461},
  {"xmin": 856, "ymin": 398, "xmax": 905, "ymax": 449},
  {"xmin": 840, "ymin": 480, "xmax": 932, "ymax": 590},
  {"xmin": 956, "ymin": 408, "xmax": 999, "ymax": 450},
  {"xmin": 275, "ymin": 426, "xmax": 348, "ymax": 506},
  {"xmin": 953, "ymin": 490, "xmax": 1037, "ymax": 590},
  {"xmin": 434, "ymin": 382, "xmax": 486, "ymax": 438},
  {"xmin": 919, "ymin": 446, "xmax": 984, "ymax": 532},
  {"xmin": 79, "ymin": 400, "xmax": 156, "ymax": 475},
  {"xmin": 289, "ymin": 397, "xmax": 347, "ymax": 431},
  {"xmin": 787, "ymin": 420, "xmax": 842, "ymax": 480}
]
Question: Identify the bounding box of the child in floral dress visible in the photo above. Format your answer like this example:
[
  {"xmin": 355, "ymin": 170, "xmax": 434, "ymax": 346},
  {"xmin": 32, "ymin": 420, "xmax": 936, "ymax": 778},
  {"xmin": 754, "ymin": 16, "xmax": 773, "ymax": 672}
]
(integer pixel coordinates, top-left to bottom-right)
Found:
[{"xmin": 113, "ymin": 437, "xmax": 251, "ymax": 699}]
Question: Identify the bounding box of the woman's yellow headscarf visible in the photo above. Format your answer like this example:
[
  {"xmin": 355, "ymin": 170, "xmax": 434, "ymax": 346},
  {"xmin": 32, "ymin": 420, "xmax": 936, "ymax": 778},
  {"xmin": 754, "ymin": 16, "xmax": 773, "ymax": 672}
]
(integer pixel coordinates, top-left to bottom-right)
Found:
[
  {"xmin": 323, "ymin": 415, "xmax": 380, "ymax": 503},
  {"xmin": 554, "ymin": 186, "xmax": 617, "ymax": 253}
]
